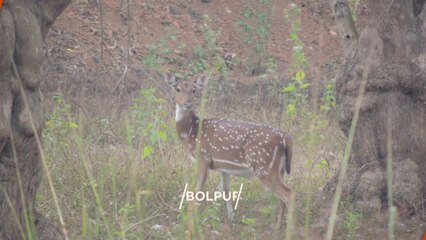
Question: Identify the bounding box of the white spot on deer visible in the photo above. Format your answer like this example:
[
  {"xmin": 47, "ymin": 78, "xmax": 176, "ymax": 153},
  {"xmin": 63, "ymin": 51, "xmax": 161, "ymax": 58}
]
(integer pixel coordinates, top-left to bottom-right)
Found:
[
  {"xmin": 167, "ymin": 74, "xmax": 293, "ymax": 227},
  {"xmin": 180, "ymin": 132, "xmax": 188, "ymax": 140}
]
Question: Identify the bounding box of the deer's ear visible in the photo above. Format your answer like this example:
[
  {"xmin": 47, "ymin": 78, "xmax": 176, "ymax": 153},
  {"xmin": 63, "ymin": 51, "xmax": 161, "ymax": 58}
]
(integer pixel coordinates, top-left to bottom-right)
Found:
[
  {"xmin": 165, "ymin": 73, "xmax": 177, "ymax": 87},
  {"xmin": 194, "ymin": 75, "xmax": 210, "ymax": 90}
]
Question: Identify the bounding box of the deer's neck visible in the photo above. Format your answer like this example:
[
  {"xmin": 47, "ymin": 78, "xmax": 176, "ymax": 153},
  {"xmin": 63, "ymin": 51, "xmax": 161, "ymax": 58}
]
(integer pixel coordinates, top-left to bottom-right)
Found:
[{"xmin": 175, "ymin": 104, "xmax": 199, "ymax": 143}]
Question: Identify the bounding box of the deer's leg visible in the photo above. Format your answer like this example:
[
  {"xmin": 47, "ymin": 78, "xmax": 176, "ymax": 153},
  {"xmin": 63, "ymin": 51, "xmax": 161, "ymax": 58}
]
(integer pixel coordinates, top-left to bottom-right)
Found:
[
  {"xmin": 276, "ymin": 200, "xmax": 286, "ymax": 230},
  {"xmin": 196, "ymin": 159, "xmax": 209, "ymax": 191},
  {"xmin": 193, "ymin": 159, "xmax": 209, "ymax": 217},
  {"xmin": 220, "ymin": 172, "xmax": 234, "ymax": 221},
  {"xmin": 258, "ymin": 175, "xmax": 291, "ymax": 230}
]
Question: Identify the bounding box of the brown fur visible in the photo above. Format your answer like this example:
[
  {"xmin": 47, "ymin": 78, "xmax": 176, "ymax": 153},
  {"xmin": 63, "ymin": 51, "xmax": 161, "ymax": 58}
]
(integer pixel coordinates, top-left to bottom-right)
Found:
[{"xmin": 166, "ymin": 73, "xmax": 294, "ymax": 229}]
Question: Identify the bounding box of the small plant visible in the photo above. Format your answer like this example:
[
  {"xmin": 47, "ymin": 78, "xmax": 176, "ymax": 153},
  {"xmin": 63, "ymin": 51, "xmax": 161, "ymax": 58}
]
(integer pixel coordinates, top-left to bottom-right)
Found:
[
  {"xmin": 266, "ymin": 55, "xmax": 278, "ymax": 76},
  {"xmin": 201, "ymin": 202, "xmax": 222, "ymax": 229},
  {"xmin": 320, "ymin": 78, "xmax": 336, "ymax": 114},
  {"xmin": 44, "ymin": 94, "xmax": 78, "ymax": 146},
  {"xmin": 189, "ymin": 17, "xmax": 228, "ymax": 75},
  {"xmin": 241, "ymin": 217, "xmax": 257, "ymax": 226},
  {"xmin": 237, "ymin": 0, "xmax": 272, "ymax": 75},
  {"xmin": 129, "ymin": 87, "xmax": 170, "ymax": 150},
  {"xmin": 189, "ymin": 43, "xmax": 207, "ymax": 74},
  {"xmin": 142, "ymin": 34, "xmax": 176, "ymax": 71},
  {"xmin": 283, "ymin": 70, "xmax": 310, "ymax": 117},
  {"xmin": 113, "ymin": 204, "xmax": 138, "ymax": 238},
  {"xmin": 142, "ymin": 44, "xmax": 165, "ymax": 71},
  {"xmin": 342, "ymin": 211, "xmax": 361, "ymax": 239},
  {"xmin": 282, "ymin": 3, "xmax": 310, "ymax": 117}
]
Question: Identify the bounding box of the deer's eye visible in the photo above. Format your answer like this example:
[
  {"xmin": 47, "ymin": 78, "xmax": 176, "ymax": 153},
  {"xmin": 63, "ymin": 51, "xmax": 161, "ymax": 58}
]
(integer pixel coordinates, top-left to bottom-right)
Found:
[{"xmin": 176, "ymin": 88, "xmax": 181, "ymax": 92}]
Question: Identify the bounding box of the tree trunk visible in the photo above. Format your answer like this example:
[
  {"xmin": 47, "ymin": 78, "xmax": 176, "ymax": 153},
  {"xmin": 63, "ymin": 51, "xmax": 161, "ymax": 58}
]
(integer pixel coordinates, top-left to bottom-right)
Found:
[
  {"xmin": 0, "ymin": 0, "xmax": 71, "ymax": 239},
  {"xmin": 327, "ymin": 0, "xmax": 426, "ymax": 218}
]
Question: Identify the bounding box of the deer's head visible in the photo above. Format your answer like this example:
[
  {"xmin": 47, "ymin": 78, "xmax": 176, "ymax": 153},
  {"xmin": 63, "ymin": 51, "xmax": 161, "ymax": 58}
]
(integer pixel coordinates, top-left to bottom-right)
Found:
[{"xmin": 165, "ymin": 73, "xmax": 209, "ymax": 110}]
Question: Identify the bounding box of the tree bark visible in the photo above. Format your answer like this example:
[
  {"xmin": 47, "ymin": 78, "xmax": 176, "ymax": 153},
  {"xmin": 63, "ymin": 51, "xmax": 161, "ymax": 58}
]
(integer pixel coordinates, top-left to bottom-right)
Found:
[
  {"xmin": 327, "ymin": 0, "xmax": 426, "ymax": 218},
  {"xmin": 0, "ymin": 0, "xmax": 71, "ymax": 239}
]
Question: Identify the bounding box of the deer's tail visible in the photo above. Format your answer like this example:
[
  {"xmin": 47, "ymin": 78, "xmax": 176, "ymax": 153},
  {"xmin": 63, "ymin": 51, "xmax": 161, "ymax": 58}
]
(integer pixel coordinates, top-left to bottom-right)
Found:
[{"xmin": 281, "ymin": 135, "xmax": 293, "ymax": 175}]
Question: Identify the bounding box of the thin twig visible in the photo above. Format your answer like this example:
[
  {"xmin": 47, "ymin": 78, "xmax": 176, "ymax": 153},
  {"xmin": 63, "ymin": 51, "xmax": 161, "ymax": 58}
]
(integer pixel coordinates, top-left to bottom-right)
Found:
[
  {"xmin": 325, "ymin": 64, "xmax": 370, "ymax": 240},
  {"xmin": 10, "ymin": 55, "xmax": 70, "ymax": 240},
  {"xmin": 98, "ymin": 0, "xmax": 104, "ymax": 61},
  {"xmin": 113, "ymin": 65, "xmax": 128, "ymax": 91},
  {"xmin": 156, "ymin": 190, "xmax": 181, "ymax": 213},
  {"xmin": 112, "ymin": 0, "xmax": 131, "ymax": 92},
  {"xmin": 126, "ymin": 0, "xmax": 131, "ymax": 66}
]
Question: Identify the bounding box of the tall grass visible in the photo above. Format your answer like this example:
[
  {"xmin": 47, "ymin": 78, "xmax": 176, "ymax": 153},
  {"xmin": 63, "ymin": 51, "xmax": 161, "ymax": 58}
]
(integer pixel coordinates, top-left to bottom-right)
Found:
[
  {"xmin": 32, "ymin": 2, "xmax": 343, "ymax": 238},
  {"xmin": 6, "ymin": 0, "xmax": 412, "ymax": 238},
  {"xmin": 11, "ymin": 56, "xmax": 69, "ymax": 239},
  {"xmin": 386, "ymin": 115, "xmax": 396, "ymax": 240},
  {"xmin": 325, "ymin": 65, "xmax": 370, "ymax": 240},
  {"xmin": 34, "ymin": 73, "xmax": 343, "ymax": 239}
]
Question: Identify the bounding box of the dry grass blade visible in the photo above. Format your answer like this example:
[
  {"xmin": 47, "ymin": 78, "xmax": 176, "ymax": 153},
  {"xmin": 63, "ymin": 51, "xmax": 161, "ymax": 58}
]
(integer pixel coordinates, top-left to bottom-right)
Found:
[
  {"xmin": 325, "ymin": 65, "xmax": 370, "ymax": 240},
  {"xmin": 10, "ymin": 55, "xmax": 69, "ymax": 239},
  {"xmin": 386, "ymin": 114, "xmax": 395, "ymax": 240}
]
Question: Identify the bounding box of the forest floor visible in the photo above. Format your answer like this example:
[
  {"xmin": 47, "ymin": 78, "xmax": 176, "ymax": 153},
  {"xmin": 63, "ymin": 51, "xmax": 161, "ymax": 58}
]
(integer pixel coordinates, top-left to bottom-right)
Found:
[{"xmin": 37, "ymin": 0, "xmax": 424, "ymax": 239}]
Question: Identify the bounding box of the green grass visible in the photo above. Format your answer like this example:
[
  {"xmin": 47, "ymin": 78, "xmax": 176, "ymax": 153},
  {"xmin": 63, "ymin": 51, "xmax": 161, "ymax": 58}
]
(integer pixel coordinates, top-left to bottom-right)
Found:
[
  {"xmin": 7, "ymin": 1, "xmax": 414, "ymax": 238},
  {"xmin": 32, "ymin": 8, "xmax": 350, "ymax": 237},
  {"xmin": 35, "ymin": 79, "xmax": 342, "ymax": 239}
]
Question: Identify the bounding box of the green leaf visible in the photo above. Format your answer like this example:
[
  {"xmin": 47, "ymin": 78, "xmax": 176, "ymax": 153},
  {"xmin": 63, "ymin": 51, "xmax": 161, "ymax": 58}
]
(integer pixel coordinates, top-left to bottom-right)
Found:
[
  {"xmin": 143, "ymin": 146, "xmax": 153, "ymax": 159},
  {"xmin": 53, "ymin": 94, "xmax": 63, "ymax": 104},
  {"xmin": 158, "ymin": 131, "xmax": 167, "ymax": 141},
  {"xmin": 289, "ymin": 32, "xmax": 298, "ymax": 41},
  {"xmin": 300, "ymin": 83, "xmax": 310, "ymax": 89},
  {"xmin": 257, "ymin": 25, "xmax": 268, "ymax": 38},
  {"xmin": 241, "ymin": 217, "xmax": 257, "ymax": 225},
  {"xmin": 287, "ymin": 104, "xmax": 296, "ymax": 116},
  {"xmin": 283, "ymin": 84, "xmax": 297, "ymax": 93},
  {"xmin": 68, "ymin": 122, "xmax": 78, "ymax": 129},
  {"xmin": 318, "ymin": 159, "xmax": 328, "ymax": 167},
  {"xmin": 242, "ymin": 8, "xmax": 253, "ymax": 18},
  {"xmin": 149, "ymin": 132, "xmax": 158, "ymax": 144},
  {"xmin": 259, "ymin": 206, "xmax": 271, "ymax": 215},
  {"xmin": 295, "ymin": 70, "xmax": 305, "ymax": 82}
]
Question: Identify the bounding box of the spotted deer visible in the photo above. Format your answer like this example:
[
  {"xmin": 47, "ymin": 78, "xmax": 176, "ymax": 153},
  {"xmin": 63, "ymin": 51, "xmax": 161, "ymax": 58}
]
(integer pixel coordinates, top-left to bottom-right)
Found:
[{"xmin": 165, "ymin": 73, "xmax": 293, "ymax": 229}]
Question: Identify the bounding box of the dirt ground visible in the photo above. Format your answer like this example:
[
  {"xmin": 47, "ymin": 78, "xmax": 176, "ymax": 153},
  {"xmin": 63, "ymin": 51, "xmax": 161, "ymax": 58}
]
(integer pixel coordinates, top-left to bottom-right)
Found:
[
  {"xmin": 44, "ymin": 0, "xmax": 363, "ymax": 93},
  {"xmin": 42, "ymin": 0, "xmax": 426, "ymax": 239}
]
